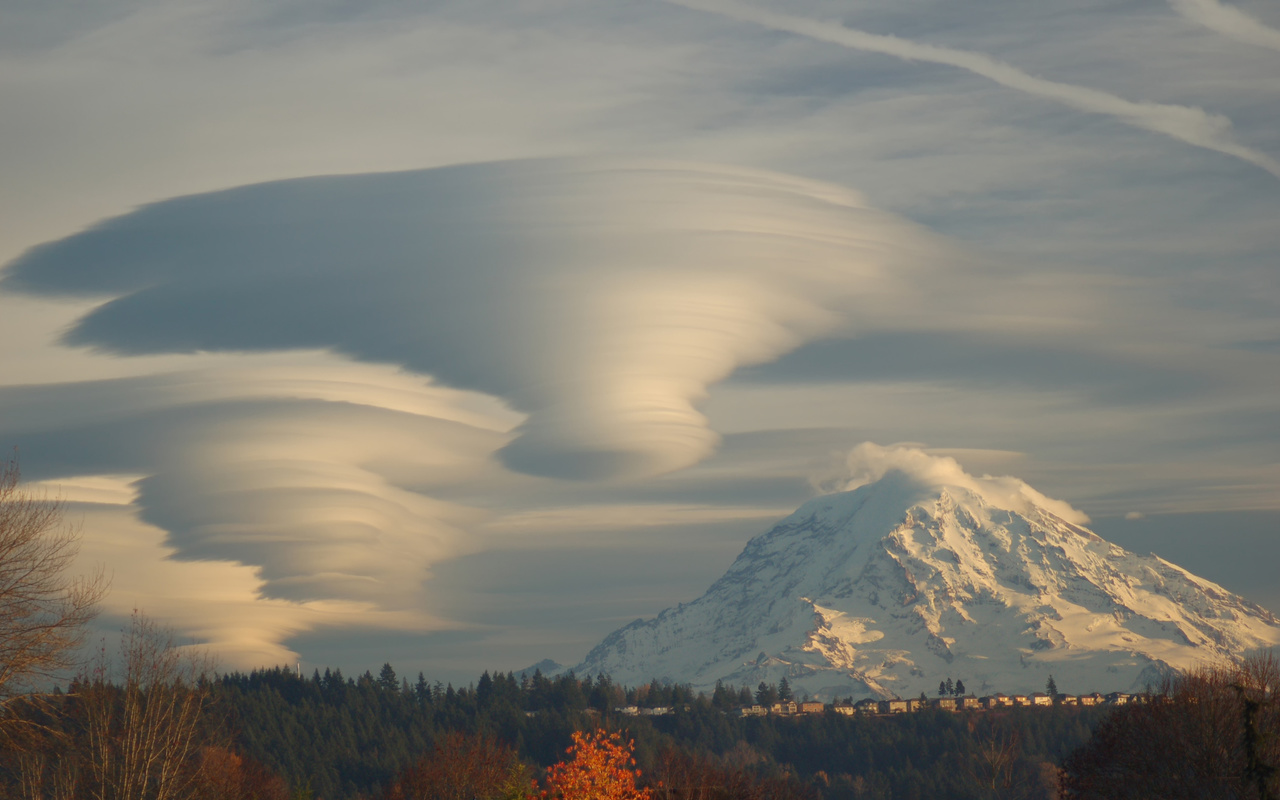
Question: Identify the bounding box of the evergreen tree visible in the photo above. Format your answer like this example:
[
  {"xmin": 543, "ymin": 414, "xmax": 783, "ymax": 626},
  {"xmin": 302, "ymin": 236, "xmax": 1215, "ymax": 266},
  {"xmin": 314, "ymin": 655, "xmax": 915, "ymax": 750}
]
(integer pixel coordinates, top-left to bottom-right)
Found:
[
  {"xmin": 477, "ymin": 670, "xmax": 495, "ymax": 708},
  {"xmin": 778, "ymin": 677, "xmax": 793, "ymax": 702},
  {"xmin": 755, "ymin": 682, "xmax": 778, "ymax": 706},
  {"xmin": 945, "ymin": 677, "xmax": 955, "ymax": 696},
  {"xmin": 1046, "ymin": 675, "xmax": 1059, "ymax": 700},
  {"xmin": 711, "ymin": 680, "xmax": 733, "ymax": 710},
  {"xmin": 646, "ymin": 678, "xmax": 667, "ymax": 707},
  {"xmin": 939, "ymin": 681, "xmax": 947, "ymax": 697},
  {"xmin": 378, "ymin": 663, "xmax": 398, "ymax": 692},
  {"xmin": 955, "ymin": 679, "xmax": 966, "ymax": 696},
  {"xmin": 589, "ymin": 674, "xmax": 617, "ymax": 711}
]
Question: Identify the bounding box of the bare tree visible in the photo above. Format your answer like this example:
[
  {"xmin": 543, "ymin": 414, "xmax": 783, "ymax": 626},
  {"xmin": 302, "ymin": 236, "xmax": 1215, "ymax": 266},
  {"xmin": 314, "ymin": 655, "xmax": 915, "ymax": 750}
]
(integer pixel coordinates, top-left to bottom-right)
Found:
[
  {"xmin": 974, "ymin": 726, "xmax": 1023, "ymax": 798},
  {"xmin": 2, "ymin": 611, "xmax": 219, "ymax": 800},
  {"xmin": 81, "ymin": 611, "xmax": 216, "ymax": 800},
  {"xmin": 1062, "ymin": 652, "xmax": 1280, "ymax": 800},
  {"xmin": 0, "ymin": 456, "xmax": 106, "ymax": 732}
]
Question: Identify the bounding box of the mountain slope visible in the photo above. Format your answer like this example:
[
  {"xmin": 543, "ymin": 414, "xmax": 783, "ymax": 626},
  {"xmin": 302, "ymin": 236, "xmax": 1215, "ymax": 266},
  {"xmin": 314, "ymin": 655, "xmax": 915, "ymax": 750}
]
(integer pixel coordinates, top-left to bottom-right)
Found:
[{"xmin": 574, "ymin": 450, "xmax": 1280, "ymax": 700}]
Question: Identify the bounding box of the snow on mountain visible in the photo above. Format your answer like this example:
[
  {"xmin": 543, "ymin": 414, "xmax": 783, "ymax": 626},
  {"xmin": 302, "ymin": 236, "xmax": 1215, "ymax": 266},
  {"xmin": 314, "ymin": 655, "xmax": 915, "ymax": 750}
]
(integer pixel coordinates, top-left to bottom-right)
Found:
[{"xmin": 574, "ymin": 445, "xmax": 1280, "ymax": 700}]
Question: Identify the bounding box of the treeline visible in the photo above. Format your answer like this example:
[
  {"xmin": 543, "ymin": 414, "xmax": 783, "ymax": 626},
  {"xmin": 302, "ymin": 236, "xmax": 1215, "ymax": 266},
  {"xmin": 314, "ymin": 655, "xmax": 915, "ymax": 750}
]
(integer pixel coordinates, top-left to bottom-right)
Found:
[
  {"xmin": 11, "ymin": 652, "xmax": 1277, "ymax": 800},
  {"xmin": 211, "ymin": 664, "xmax": 1107, "ymax": 800}
]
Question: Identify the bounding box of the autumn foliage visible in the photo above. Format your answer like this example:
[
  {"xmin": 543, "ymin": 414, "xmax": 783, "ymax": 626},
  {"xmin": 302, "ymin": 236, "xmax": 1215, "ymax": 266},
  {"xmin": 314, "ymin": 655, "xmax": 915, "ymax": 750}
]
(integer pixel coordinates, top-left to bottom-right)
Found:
[
  {"xmin": 539, "ymin": 730, "xmax": 652, "ymax": 800},
  {"xmin": 195, "ymin": 746, "xmax": 291, "ymax": 800},
  {"xmin": 652, "ymin": 748, "xmax": 817, "ymax": 800},
  {"xmin": 379, "ymin": 731, "xmax": 530, "ymax": 800}
]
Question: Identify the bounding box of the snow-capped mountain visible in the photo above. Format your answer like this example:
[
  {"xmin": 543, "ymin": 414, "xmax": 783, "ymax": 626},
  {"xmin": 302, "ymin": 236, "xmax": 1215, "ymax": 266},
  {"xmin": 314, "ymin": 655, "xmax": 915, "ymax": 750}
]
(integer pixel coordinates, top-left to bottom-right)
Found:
[{"xmin": 574, "ymin": 447, "xmax": 1280, "ymax": 700}]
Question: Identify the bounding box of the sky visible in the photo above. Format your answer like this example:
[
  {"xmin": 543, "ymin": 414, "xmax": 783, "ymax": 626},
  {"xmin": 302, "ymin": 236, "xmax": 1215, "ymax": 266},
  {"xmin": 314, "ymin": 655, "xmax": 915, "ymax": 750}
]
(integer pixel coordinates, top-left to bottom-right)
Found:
[{"xmin": 1, "ymin": 0, "xmax": 1277, "ymax": 684}]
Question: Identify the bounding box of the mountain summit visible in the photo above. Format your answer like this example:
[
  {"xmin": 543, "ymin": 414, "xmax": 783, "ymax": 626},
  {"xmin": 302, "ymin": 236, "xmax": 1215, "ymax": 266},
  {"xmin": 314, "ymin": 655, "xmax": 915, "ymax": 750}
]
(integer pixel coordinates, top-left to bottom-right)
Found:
[{"xmin": 574, "ymin": 445, "xmax": 1280, "ymax": 700}]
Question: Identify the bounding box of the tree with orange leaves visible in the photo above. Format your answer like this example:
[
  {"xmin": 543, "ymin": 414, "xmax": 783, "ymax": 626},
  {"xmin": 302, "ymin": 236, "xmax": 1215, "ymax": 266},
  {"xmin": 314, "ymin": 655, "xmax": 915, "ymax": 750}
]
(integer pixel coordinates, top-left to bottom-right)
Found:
[{"xmin": 539, "ymin": 730, "xmax": 651, "ymax": 800}]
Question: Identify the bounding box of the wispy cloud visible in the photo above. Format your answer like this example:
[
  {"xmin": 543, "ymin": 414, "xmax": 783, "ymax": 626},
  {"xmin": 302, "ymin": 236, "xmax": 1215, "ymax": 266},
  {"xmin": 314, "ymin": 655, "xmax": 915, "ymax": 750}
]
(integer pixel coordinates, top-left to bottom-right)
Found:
[
  {"xmin": 666, "ymin": 0, "xmax": 1280, "ymax": 179},
  {"xmin": 840, "ymin": 441, "xmax": 1090, "ymax": 524},
  {"xmin": 1168, "ymin": 0, "xmax": 1280, "ymax": 52}
]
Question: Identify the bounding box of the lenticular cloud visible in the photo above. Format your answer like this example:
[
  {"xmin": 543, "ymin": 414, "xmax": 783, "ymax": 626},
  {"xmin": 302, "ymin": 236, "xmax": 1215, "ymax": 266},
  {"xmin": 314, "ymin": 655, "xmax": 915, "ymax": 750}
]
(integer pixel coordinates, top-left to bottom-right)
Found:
[{"xmin": 4, "ymin": 159, "xmax": 951, "ymax": 480}]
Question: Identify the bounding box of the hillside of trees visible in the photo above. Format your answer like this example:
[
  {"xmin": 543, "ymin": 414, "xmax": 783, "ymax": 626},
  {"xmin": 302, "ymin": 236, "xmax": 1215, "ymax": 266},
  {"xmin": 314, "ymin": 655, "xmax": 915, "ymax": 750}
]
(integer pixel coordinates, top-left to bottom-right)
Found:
[
  {"xmin": 208, "ymin": 665, "xmax": 1103, "ymax": 800},
  {"xmin": 10, "ymin": 654, "xmax": 1280, "ymax": 800}
]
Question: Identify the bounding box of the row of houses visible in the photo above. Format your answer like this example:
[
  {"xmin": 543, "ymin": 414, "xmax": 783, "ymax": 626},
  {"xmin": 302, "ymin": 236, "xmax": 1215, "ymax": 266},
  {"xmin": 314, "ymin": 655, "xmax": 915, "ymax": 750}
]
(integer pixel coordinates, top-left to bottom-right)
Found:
[
  {"xmin": 616, "ymin": 705, "xmax": 678, "ymax": 716},
  {"xmin": 607, "ymin": 691, "xmax": 1145, "ymax": 718},
  {"xmin": 733, "ymin": 691, "xmax": 1144, "ymax": 717}
]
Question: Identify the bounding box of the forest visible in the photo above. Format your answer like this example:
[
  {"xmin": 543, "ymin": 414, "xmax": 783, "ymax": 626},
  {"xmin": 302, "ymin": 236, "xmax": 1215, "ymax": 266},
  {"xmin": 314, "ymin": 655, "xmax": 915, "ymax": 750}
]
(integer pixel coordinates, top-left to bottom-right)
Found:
[
  {"xmin": 7, "ymin": 641, "xmax": 1280, "ymax": 800},
  {"xmin": 212, "ymin": 663, "xmax": 1109, "ymax": 799},
  {"xmin": 0, "ymin": 624, "xmax": 1118, "ymax": 800}
]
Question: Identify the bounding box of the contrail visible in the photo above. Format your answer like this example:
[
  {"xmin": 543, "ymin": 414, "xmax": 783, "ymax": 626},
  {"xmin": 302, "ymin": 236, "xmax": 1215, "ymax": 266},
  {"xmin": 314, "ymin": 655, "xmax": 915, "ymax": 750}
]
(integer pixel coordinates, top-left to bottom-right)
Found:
[
  {"xmin": 1168, "ymin": 0, "xmax": 1280, "ymax": 52},
  {"xmin": 666, "ymin": 0, "xmax": 1280, "ymax": 179}
]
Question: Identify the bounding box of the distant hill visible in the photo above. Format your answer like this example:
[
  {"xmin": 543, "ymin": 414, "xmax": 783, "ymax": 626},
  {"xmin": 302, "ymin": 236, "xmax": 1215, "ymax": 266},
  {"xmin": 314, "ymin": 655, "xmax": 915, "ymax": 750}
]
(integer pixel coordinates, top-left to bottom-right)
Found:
[{"xmin": 515, "ymin": 658, "xmax": 565, "ymax": 678}]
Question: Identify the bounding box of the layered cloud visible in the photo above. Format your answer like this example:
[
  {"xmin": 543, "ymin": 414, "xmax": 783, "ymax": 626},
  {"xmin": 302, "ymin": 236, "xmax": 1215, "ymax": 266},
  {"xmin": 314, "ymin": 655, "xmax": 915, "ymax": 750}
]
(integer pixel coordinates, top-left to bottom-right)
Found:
[
  {"xmin": 67, "ymin": 492, "xmax": 419, "ymax": 667},
  {"xmin": 4, "ymin": 159, "xmax": 963, "ymax": 481},
  {"xmin": 0, "ymin": 353, "xmax": 517, "ymax": 660},
  {"xmin": 0, "ymin": 158, "xmax": 987, "ymax": 665}
]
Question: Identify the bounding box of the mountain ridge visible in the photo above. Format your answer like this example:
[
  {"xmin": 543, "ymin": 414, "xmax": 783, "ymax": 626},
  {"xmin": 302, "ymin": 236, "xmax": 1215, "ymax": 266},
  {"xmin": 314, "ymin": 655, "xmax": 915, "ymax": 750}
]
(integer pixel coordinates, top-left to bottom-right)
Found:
[{"xmin": 573, "ymin": 448, "xmax": 1280, "ymax": 700}]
